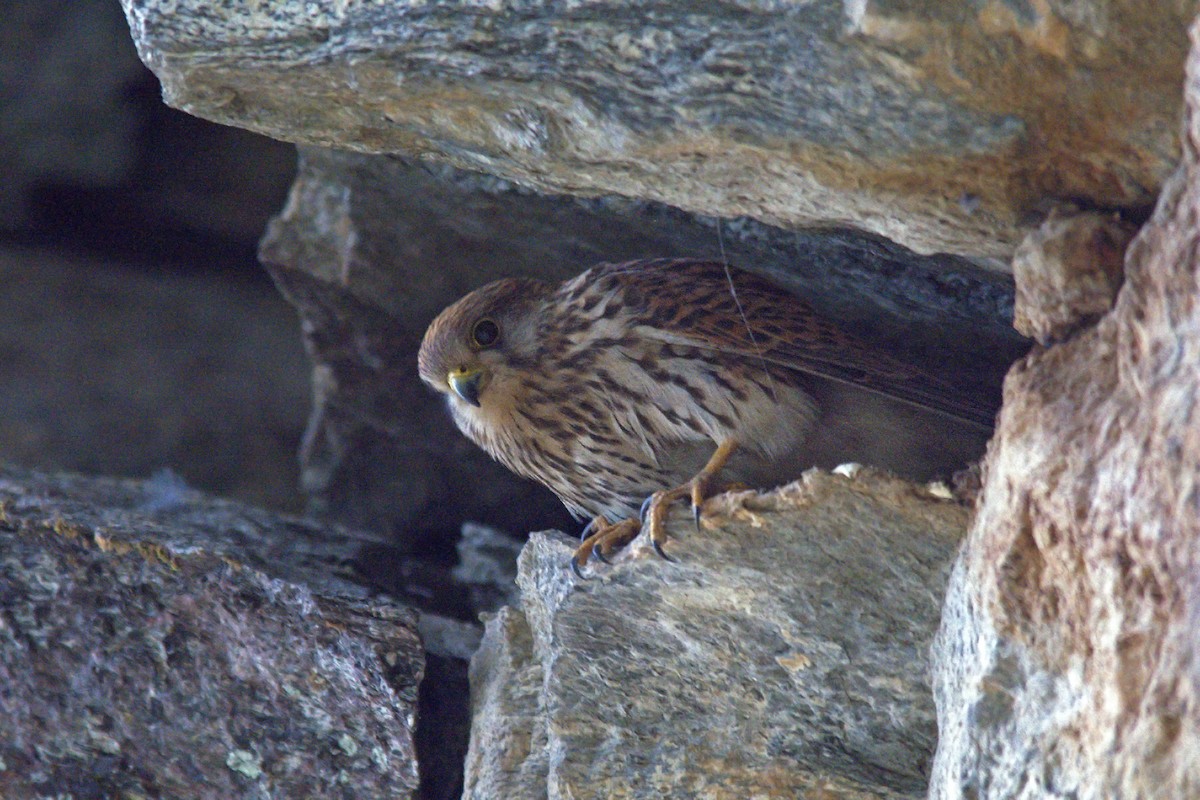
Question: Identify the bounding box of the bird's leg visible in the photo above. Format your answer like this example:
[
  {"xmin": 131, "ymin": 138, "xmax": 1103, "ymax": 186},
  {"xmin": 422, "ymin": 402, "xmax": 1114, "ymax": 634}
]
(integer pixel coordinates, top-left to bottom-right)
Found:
[
  {"xmin": 570, "ymin": 440, "xmax": 740, "ymax": 576},
  {"xmin": 571, "ymin": 517, "xmax": 641, "ymax": 577},
  {"xmin": 645, "ymin": 438, "xmax": 739, "ymax": 560}
]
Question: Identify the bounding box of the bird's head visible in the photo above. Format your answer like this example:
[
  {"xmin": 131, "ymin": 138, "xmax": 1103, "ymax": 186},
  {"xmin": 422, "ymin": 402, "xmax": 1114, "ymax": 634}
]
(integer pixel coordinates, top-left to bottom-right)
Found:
[{"xmin": 418, "ymin": 277, "xmax": 551, "ymax": 409}]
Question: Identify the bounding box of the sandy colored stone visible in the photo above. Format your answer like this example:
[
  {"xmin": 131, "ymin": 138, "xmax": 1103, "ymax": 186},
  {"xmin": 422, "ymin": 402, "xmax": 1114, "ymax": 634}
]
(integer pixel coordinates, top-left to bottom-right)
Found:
[
  {"xmin": 463, "ymin": 606, "xmax": 549, "ymax": 800},
  {"xmin": 466, "ymin": 469, "xmax": 971, "ymax": 799},
  {"xmin": 1012, "ymin": 210, "xmax": 1136, "ymax": 345},
  {"xmin": 930, "ymin": 16, "xmax": 1200, "ymax": 799},
  {"xmin": 120, "ymin": 0, "xmax": 1187, "ymax": 262}
]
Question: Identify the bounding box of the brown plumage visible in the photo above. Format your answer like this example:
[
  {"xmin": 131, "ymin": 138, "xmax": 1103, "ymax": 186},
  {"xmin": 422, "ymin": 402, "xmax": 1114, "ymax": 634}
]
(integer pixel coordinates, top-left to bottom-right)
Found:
[{"xmin": 418, "ymin": 258, "xmax": 993, "ymax": 570}]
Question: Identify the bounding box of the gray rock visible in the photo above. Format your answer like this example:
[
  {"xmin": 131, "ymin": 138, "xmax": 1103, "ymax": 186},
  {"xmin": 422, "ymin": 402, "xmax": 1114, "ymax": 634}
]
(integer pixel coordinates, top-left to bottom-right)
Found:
[
  {"xmin": 453, "ymin": 522, "xmax": 526, "ymax": 613},
  {"xmin": 930, "ymin": 18, "xmax": 1200, "ymax": 797},
  {"xmin": 466, "ymin": 469, "xmax": 970, "ymax": 798},
  {"xmin": 0, "ymin": 463, "xmax": 394, "ymax": 599},
  {"xmin": 0, "ymin": 463, "xmax": 422, "ymax": 800},
  {"xmin": 418, "ymin": 612, "xmax": 485, "ymax": 662},
  {"xmin": 120, "ymin": 0, "xmax": 1187, "ymax": 261},
  {"xmin": 464, "ymin": 606, "xmax": 548, "ymax": 800}
]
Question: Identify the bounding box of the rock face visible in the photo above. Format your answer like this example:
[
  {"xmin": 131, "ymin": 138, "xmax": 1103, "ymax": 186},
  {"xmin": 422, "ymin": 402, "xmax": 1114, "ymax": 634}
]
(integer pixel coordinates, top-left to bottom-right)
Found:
[
  {"xmin": 107, "ymin": 1, "xmax": 1200, "ymax": 796},
  {"xmin": 0, "ymin": 464, "xmax": 423, "ymax": 800},
  {"xmin": 259, "ymin": 147, "xmax": 1024, "ymax": 546},
  {"xmin": 120, "ymin": 0, "xmax": 1187, "ymax": 262},
  {"xmin": 930, "ymin": 19, "xmax": 1200, "ymax": 799},
  {"xmin": 465, "ymin": 470, "xmax": 970, "ymax": 799}
]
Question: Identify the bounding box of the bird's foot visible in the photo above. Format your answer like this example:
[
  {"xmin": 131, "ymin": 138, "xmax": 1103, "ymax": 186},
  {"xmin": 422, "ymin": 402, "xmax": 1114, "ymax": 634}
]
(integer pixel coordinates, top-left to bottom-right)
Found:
[
  {"xmin": 569, "ymin": 481, "xmax": 748, "ymax": 576},
  {"xmin": 571, "ymin": 517, "xmax": 641, "ymax": 578},
  {"xmin": 569, "ymin": 440, "xmax": 742, "ymax": 576},
  {"xmin": 641, "ymin": 439, "xmax": 741, "ymax": 561},
  {"xmin": 641, "ymin": 476, "xmax": 749, "ymax": 561}
]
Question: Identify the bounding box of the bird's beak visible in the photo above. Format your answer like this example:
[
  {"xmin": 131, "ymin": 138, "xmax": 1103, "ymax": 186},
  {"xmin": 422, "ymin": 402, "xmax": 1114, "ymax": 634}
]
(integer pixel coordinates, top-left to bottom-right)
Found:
[{"xmin": 447, "ymin": 367, "xmax": 484, "ymax": 407}]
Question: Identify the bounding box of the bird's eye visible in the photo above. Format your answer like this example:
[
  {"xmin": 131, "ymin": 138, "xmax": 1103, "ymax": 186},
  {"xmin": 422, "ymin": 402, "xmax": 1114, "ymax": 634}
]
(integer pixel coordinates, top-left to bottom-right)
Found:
[{"xmin": 471, "ymin": 318, "xmax": 500, "ymax": 349}]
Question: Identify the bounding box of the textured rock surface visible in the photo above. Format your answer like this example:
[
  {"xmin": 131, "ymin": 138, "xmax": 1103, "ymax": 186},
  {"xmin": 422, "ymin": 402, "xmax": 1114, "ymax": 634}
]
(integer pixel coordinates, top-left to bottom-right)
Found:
[
  {"xmin": 121, "ymin": 0, "xmax": 1187, "ymax": 261},
  {"xmin": 466, "ymin": 469, "xmax": 969, "ymax": 799},
  {"xmin": 0, "ymin": 463, "xmax": 422, "ymax": 799},
  {"xmin": 464, "ymin": 606, "xmax": 548, "ymax": 800},
  {"xmin": 259, "ymin": 147, "xmax": 1024, "ymax": 546},
  {"xmin": 453, "ymin": 522, "xmax": 526, "ymax": 614},
  {"xmin": 930, "ymin": 18, "xmax": 1200, "ymax": 799},
  {"xmin": 0, "ymin": 463, "xmax": 395, "ymax": 599},
  {"xmin": 1011, "ymin": 210, "xmax": 1135, "ymax": 345}
]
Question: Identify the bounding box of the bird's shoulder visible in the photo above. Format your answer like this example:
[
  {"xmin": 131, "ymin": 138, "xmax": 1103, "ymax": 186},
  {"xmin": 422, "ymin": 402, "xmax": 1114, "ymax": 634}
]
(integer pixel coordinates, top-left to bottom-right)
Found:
[
  {"xmin": 556, "ymin": 258, "xmax": 996, "ymax": 428},
  {"xmin": 559, "ymin": 258, "xmax": 858, "ymax": 368}
]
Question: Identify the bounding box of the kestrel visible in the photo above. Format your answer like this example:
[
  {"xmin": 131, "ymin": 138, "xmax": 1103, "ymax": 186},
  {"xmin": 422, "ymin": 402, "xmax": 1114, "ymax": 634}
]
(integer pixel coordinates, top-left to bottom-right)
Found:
[{"xmin": 418, "ymin": 258, "xmax": 992, "ymax": 575}]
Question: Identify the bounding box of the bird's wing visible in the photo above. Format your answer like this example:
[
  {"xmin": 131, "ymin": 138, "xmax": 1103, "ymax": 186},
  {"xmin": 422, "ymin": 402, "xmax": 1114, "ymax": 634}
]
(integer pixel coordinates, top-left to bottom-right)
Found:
[{"xmin": 591, "ymin": 259, "xmax": 997, "ymax": 429}]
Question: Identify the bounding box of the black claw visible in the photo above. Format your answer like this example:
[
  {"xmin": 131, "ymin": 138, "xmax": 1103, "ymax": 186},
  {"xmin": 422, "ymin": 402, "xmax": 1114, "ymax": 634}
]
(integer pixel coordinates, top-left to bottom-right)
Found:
[
  {"xmin": 651, "ymin": 539, "xmax": 676, "ymax": 562},
  {"xmin": 580, "ymin": 519, "xmax": 598, "ymax": 541},
  {"xmin": 639, "ymin": 495, "xmax": 653, "ymax": 524},
  {"xmin": 570, "ymin": 556, "xmax": 589, "ymax": 580},
  {"xmin": 693, "ymin": 504, "xmax": 702, "ymax": 530},
  {"xmin": 594, "ymin": 548, "xmax": 611, "ymax": 565}
]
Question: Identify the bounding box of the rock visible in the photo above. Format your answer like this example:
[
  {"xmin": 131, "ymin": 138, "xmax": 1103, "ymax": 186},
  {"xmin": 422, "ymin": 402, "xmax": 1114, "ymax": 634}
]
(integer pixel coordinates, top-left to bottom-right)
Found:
[
  {"xmin": 0, "ymin": 463, "xmax": 422, "ymax": 799},
  {"xmin": 0, "ymin": 463, "xmax": 396, "ymax": 599},
  {"xmin": 929, "ymin": 17, "xmax": 1200, "ymax": 799},
  {"xmin": 259, "ymin": 147, "xmax": 1025, "ymax": 547},
  {"xmin": 465, "ymin": 469, "xmax": 970, "ymax": 798},
  {"xmin": 120, "ymin": 0, "xmax": 1187, "ymax": 262},
  {"xmin": 463, "ymin": 606, "xmax": 548, "ymax": 800},
  {"xmin": 1011, "ymin": 210, "xmax": 1136, "ymax": 345},
  {"xmin": 453, "ymin": 522, "xmax": 526, "ymax": 613},
  {"xmin": 418, "ymin": 612, "xmax": 484, "ymax": 662}
]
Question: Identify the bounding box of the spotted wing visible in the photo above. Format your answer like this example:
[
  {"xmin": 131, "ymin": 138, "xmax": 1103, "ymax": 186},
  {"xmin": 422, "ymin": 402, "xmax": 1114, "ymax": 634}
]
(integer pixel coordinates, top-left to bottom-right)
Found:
[{"xmin": 589, "ymin": 259, "xmax": 997, "ymax": 429}]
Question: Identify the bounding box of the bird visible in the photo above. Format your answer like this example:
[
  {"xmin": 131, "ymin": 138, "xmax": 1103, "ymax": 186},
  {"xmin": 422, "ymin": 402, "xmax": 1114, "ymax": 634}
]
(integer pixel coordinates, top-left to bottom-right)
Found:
[{"xmin": 417, "ymin": 258, "xmax": 994, "ymax": 576}]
